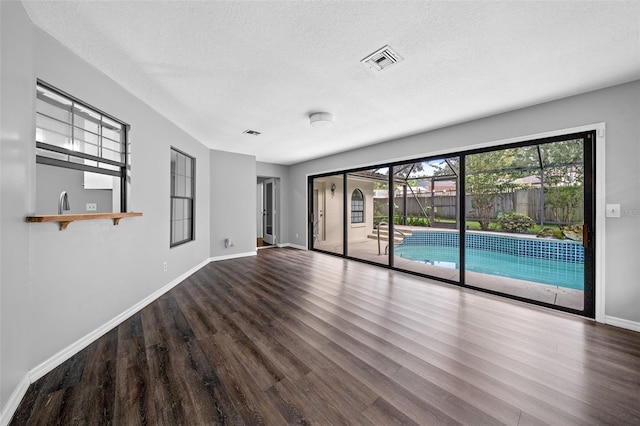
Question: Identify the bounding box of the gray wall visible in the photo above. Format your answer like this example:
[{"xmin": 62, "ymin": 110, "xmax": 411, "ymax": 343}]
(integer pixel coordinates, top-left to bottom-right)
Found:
[
  {"xmin": 210, "ymin": 150, "xmax": 256, "ymax": 257},
  {"xmin": 257, "ymin": 161, "xmax": 291, "ymax": 245},
  {"xmin": 0, "ymin": 0, "xmax": 34, "ymax": 415},
  {"xmin": 36, "ymin": 164, "xmax": 113, "ymax": 214},
  {"xmin": 289, "ymin": 80, "xmax": 640, "ymax": 324},
  {"xmin": 1, "ymin": 1, "xmax": 217, "ymax": 415}
]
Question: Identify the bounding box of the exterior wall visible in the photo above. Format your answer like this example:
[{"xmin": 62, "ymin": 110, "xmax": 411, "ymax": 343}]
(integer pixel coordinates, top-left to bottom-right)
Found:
[
  {"xmin": 311, "ymin": 176, "xmax": 375, "ymax": 246},
  {"xmin": 346, "ymin": 179, "xmax": 374, "ymax": 242},
  {"xmin": 289, "ymin": 80, "xmax": 640, "ymax": 325},
  {"xmin": 317, "ymin": 175, "xmax": 344, "ymax": 247}
]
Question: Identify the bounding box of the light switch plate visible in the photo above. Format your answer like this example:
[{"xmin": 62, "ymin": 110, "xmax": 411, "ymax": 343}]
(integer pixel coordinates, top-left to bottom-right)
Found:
[{"xmin": 606, "ymin": 204, "xmax": 621, "ymax": 218}]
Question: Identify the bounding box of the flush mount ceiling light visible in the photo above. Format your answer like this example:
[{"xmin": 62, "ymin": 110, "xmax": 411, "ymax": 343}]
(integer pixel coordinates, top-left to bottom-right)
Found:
[
  {"xmin": 361, "ymin": 45, "xmax": 403, "ymax": 72},
  {"xmin": 309, "ymin": 112, "xmax": 334, "ymax": 129}
]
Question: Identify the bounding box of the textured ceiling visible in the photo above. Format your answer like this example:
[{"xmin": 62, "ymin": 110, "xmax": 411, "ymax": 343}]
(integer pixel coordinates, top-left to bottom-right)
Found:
[{"xmin": 21, "ymin": 1, "xmax": 640, "ymax": 165}]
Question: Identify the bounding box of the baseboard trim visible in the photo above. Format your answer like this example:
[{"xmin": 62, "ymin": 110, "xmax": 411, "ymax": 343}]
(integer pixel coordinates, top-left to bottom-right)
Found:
[
  {"xmin": 209, "ymin": 251, "xmax": 257, "ymax": 262},
  {"xmin": 29, "ymin": 258, "xmax": 210, "ymax": 383},
  {"xmin": 0, "ymin": 374, "xmax": 30, "ymax": 426},
  {"xmin": 277, "ymin": 243, "xmax": 306, "ymax": 250},
  {"xmin": 605, "ymin": 316, "xmax": 640, "ymax": 333}
]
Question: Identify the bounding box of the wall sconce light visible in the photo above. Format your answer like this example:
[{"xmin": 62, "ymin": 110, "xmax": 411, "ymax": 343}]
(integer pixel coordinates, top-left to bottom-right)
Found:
[{"xmin": 330, "ymin": 183, "xmax": 336, "ymax": 197}]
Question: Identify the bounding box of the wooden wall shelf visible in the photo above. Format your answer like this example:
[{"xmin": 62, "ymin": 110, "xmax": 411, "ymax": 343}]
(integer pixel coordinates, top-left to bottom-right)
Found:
[{"xmin": 26, "ymin": 212, "xmax": 143, "ymax": 230}]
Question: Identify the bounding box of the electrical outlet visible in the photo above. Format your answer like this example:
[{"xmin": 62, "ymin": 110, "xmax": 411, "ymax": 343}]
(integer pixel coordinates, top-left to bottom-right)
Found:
[
  {"xmin": 86, "ymin": 203, "xmax": 97, "ymax": 211},
  {"xmin": 296, "ymin": 233, "xmax": 299, "ymax": 238},
  {"xmin": 606, "ymin": 204, "xmax": 621, "ymax": 218},
  {"xmin": 163, "ymin": 262, "xmax": 168, "ymax": 272}
]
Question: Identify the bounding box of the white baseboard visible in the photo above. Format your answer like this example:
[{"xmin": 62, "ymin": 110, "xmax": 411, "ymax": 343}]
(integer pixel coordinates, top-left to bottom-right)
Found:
[
  {"xmin": 209, "ymin": 250, "xmax": 257, "ymax": 262},
  {"xmin": 0, "ymin": 374, "xmax": 30, "ymax": 426},
  {"xmin": 605, "ymin": 316, "xmax": 640, "ymax": 333},
  {"xmin": 29, "ymin": 258, "xmax": 210, "ymax": 382},
  {"xmin": 277, "ymin": 243, "xmax": 306, "ymax": 250}
]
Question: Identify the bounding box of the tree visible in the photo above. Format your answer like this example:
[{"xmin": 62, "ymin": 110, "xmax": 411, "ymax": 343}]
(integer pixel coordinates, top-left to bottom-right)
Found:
[
  {"xmin": 466, "ymin": 150, "xmax": 526, "ymax": 230},
  {"xmin": 541, "ymin": 139, "xmax": 584, "ymax": 224}
]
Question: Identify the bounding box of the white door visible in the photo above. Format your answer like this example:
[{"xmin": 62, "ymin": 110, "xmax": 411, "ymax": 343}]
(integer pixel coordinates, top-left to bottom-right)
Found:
[
  {"xmin": 256, "ymin": 183, "xmax": 264, "ymax": 239},
  {"xmin": 313, "ymin": 184, "xmax": 325, "ymax": 242},
  {"xmin": 263, "ymin": 179, "xmax": 277, "ymax": 244}
]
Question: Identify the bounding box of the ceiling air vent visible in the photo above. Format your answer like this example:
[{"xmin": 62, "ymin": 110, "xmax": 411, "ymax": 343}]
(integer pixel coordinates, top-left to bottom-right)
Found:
[
  {"xmin": 243, "ymin": 129, "xmax": 261, "ymax": 136},
  {"xmin": 361, "ymin": 45, "xmax": 403, "ymax": 71}
]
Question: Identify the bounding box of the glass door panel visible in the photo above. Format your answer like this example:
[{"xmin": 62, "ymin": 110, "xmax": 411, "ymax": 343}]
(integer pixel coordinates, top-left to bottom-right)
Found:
[
  {"xmin": 347, "ymin": 168, "xmax": 389, "ymax": 265},
  {"xmin": 464, "ymin": 138, "xmax": 587, "ymax": 312},
  {"xmin": 311, "ymin": 174, "xmax": 344, "ymax": 255},
  {"xmin": 392, "ymin": 158, "xmax": 460, "ymax": 282}
]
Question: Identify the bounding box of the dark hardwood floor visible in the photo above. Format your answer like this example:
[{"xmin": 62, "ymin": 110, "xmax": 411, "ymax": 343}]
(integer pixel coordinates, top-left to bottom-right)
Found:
[{"xmin": 11, "ymin": 248, "xmax": 640, "ymax": 425}]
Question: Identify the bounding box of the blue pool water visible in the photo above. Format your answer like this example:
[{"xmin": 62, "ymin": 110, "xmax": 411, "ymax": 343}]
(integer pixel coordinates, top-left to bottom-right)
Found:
[{"xmin": 395, "ymin": 244, "xmax": 584, "ymax": 290}]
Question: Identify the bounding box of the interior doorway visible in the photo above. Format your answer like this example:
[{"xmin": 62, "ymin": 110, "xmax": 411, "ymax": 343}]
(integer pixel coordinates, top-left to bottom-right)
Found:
[{"xmin": 257, "ymin": 177, "xmax": 279, "ymax": 248}]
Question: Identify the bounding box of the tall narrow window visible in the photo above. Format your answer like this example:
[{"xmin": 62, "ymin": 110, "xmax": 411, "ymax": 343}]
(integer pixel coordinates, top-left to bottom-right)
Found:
[
  {"xmin": 170, "ymin": 148, "xmax": 195, "ymax": 247},
  {"xmin": 351, "ymin": 188, "xmax": 364, "ymax": 223}
]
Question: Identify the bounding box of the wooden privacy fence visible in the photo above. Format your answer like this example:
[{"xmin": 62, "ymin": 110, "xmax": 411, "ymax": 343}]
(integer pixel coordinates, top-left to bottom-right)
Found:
[{"xmin": 375, "ymin": 188, "xmax": 583, "ymax": 224}]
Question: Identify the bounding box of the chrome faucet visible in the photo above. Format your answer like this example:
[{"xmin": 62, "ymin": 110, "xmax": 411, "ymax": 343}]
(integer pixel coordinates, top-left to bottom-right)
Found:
[{"xmin": 58, "ymin": 191, "xmax": 70, "ymax": 215}]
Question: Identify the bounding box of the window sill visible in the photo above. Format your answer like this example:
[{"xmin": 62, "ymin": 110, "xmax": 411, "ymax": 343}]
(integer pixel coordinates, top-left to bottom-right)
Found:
[{"xmin": 26, "ymin": 212, "xmax": 143, "ymax": 231}]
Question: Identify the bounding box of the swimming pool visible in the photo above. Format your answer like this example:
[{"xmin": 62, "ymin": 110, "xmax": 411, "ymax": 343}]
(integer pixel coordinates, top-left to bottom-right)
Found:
[{"xmin": 395, "ymin": 231, "xmax": 584, "ymax": 290}]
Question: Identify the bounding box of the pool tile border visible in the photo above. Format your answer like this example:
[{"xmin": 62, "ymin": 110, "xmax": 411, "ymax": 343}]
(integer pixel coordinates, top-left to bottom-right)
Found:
[{"xmin": 402, "ymin": 230, "xmax": 584, "ymax": 263}]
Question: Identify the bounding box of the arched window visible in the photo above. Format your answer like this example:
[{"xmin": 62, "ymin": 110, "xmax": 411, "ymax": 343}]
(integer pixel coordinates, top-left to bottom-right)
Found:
[{"xmin": 351, "ymin": 189, "xmax": 364, "ymax": 223}]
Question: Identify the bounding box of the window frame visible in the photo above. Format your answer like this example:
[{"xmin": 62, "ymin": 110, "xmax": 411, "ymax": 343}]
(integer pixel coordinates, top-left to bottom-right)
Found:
[
  {"xmin": 351, "ymin": 188, "xmax": 365, "ymax": 223},
  {"xmin": 35, "ymin": 80, "xmax": 129, "ymax": 211},
  {"xmin": 170, "ymin": 147, "xmax": 196, "ymax": 247}
]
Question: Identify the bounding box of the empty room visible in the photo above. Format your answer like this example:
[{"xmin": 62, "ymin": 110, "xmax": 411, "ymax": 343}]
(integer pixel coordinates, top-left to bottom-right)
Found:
[{"xmin": 1, "ymin": 1, "xmax": 640, "ymax": 425}]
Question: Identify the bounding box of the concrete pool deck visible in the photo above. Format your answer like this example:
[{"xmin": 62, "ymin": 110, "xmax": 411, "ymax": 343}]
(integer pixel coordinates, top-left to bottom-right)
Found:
[{"xmin": 314, "ymin": 238, "xmax": 583, "ymax": 311}]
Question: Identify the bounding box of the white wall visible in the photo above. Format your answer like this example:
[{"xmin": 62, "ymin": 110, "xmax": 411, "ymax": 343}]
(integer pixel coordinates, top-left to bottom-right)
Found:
[{"xmin": 289, "ymin": 80, "xmax": 640, "ymax": 325}]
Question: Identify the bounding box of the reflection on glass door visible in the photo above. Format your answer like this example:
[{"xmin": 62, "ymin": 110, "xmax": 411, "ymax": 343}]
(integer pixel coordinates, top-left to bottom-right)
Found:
[
  {"xmin": 464, "ymin": 136, "xmax": 591, "ymax": 313},
  {"xmin": 312, "ymin": 174, "xmax": 344, "ymax": 255}
]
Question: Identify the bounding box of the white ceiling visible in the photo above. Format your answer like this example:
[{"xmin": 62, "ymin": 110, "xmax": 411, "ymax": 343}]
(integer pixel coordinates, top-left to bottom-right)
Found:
[{"xmin": 21, "ymin": 1, "xmax": 640, "ymax": 165}]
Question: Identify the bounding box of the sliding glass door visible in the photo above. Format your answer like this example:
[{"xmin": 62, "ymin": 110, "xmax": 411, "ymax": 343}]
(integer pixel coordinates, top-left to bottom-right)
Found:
[
  {"xmin": 391, "ymin": 158, "xmax": 461, "ymax": 282},
  {"xmin": 463, "ymin": 134, "xmax": 593, "ymax": 314},
  {"xmin": 309, "ymin": 131, "xmax": 595, "ymax": 317}
]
